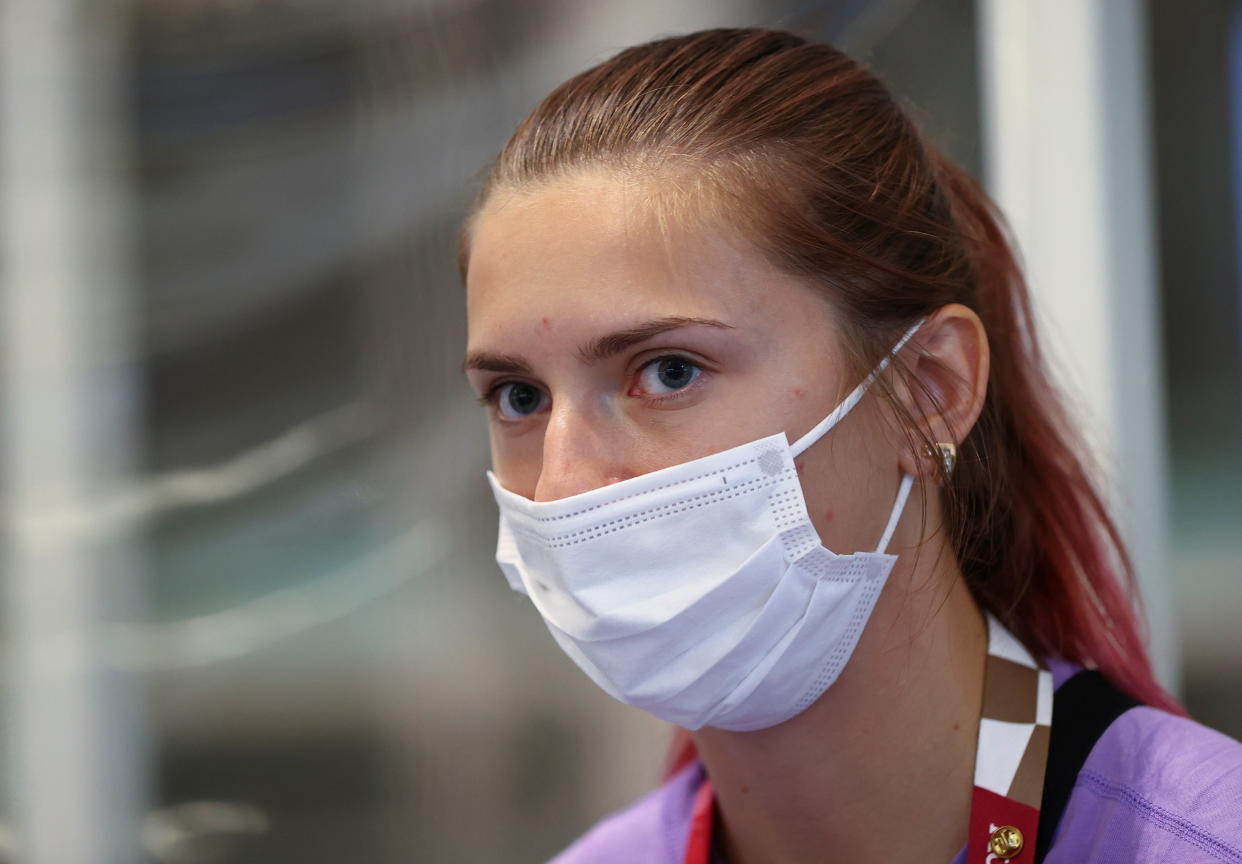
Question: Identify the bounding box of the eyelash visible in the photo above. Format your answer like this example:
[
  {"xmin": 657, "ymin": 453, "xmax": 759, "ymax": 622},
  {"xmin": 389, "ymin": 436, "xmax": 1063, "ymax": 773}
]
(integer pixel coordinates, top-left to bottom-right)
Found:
[
  {"xmin": 630, "ymin": 354, "xmax": 708, "ymax": 403},
  {"xmin": 476, "ymin": 384, "xmax": 514, "ymax": 409},
  {"xmin": 477, "ymin": 381, "xmax": 547, "ymax": 421},
  {"xmin": 478, "ymin": 354, "xmax": 708, "ymax": 416}
]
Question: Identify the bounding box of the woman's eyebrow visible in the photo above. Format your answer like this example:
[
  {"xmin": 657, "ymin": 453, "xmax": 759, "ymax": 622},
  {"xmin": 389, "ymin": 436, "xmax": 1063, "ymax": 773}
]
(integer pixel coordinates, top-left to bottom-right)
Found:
[
  {"xmin": 463, "ymin": 317, "xmax": 733, "ymax": 376},
  {"xmin": 577, "ymin": 316, "xmax": 733, "ymax": 364},
  {"xmin": 462, "ymin": 351, "xmax": 532, "ymax": 375}
]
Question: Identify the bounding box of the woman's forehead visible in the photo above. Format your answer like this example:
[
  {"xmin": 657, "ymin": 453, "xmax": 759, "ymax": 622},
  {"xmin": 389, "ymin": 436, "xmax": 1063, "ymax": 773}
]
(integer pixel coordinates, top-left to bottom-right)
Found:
[
  {"xmin": 465, "ymin": 173, "xmax": 828, "ymax": 344},
  {"xmin": 468, "ymin": 173, "xmax": 704, "ymax": 302}
]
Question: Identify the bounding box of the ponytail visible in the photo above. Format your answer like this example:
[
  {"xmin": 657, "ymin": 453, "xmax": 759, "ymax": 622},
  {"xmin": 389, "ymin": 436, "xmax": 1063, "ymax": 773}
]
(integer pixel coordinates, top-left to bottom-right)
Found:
[{"xmin": 933, "ymin": 155, "xmax": 1182, "ymax": 715}]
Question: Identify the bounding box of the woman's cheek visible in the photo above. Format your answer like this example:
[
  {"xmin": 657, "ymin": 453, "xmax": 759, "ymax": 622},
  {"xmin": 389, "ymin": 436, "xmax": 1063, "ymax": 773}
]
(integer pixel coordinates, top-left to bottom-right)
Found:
[
  {"xmin": 796, "ymin": 446, "xmax": 874, "ymax": 554},
  {"xmin": 489, "ymin": 426, "xmax": 545, "ymax": 498}
]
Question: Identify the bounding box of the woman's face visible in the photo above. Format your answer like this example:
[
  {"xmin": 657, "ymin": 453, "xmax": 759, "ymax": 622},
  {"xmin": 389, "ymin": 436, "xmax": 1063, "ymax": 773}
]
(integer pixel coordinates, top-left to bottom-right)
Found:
[{"xmin": 464, "ymin": 171, "xmax": 909, "ymax": 554}]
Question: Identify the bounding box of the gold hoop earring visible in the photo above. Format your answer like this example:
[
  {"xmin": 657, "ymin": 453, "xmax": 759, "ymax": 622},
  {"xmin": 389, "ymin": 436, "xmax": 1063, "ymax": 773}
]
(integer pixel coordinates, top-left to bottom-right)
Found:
[{"xmin": 927, "ymin": 441, "xmax": 957, "ymax": 476}]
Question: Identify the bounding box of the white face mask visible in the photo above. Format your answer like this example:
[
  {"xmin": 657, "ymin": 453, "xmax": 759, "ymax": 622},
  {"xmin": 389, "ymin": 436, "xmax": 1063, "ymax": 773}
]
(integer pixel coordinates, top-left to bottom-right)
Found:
[{"xmin": 487, "ymin": 319, "xmax": 925, "ymax": 731}]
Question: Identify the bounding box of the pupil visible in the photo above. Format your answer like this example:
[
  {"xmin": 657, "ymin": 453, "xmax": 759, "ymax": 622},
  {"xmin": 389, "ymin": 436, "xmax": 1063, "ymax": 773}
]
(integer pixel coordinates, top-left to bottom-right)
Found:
[
  {"xmin": 507, "ymin": 384, "xmax": 539, "ymax": 414},
  {"xmin": 657, "ymin": 358, "xmax": 693, "ymax": 389}
]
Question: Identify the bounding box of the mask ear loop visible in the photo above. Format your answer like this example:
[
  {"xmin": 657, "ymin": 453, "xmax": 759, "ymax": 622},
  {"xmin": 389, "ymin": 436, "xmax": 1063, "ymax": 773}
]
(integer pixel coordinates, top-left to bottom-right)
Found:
[
  {"xmin": 874, "ymin": 473, "xmax": 914, "ymax": 554},
  {"xmin": 788, "ymin": 317, "xmax": 927, "ymax": 458},
  {"xmin": 785, "ymin": 318, "xmax": 924, "ymax": 554}
]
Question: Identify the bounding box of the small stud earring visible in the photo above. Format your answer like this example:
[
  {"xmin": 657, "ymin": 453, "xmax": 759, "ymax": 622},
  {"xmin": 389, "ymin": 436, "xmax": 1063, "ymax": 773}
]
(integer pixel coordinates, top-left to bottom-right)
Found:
[{"xmin": 927, "ymin": 441, "xmax": 957, "ymax": 476}]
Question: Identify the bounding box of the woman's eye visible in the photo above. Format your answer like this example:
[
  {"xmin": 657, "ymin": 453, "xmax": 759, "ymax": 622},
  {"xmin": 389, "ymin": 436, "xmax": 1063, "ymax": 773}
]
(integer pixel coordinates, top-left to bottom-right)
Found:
[
  {"xmin": 494, "ymin": 382, "xmax": 546, "ymax": 420},
  {"xmin": 636, "ymin": 356, "xmax": 702, "ymax": 395}
]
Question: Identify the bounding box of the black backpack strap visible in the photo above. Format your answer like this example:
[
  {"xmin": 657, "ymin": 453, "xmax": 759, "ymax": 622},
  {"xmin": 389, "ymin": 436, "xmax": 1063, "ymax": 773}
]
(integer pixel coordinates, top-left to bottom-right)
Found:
[{"xmin": 1034, "ymin": 670, "xmax": 1141, "ymax": 862}]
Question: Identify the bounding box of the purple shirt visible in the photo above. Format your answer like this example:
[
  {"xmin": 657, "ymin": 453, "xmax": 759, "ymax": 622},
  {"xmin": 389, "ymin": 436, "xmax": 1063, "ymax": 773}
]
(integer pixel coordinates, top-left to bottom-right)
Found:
[{"xmin": 551, "ymin": 662, "xmax": 1242, "ymax": 863}]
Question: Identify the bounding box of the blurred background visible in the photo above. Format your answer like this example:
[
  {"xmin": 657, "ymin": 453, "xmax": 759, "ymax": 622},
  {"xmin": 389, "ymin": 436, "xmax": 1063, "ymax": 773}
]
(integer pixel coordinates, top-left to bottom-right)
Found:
[{"xmin": 1, "ymin": 0, "xmax": 1238, "ymax": 862}]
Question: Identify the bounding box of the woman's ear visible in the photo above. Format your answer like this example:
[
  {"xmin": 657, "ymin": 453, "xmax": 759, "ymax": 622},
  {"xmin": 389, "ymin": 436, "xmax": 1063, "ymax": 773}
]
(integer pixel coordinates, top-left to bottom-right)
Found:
[{"xmin": 892, "ymin": 304, "xmax": 990, "ymax": 482}]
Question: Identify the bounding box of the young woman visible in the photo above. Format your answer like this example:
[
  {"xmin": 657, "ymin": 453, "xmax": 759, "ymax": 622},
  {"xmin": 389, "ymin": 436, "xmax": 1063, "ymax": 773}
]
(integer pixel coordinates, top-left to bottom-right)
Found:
[{"xmin": 459, "ymin": 28, "xmax": 1242, "ymax": 864}]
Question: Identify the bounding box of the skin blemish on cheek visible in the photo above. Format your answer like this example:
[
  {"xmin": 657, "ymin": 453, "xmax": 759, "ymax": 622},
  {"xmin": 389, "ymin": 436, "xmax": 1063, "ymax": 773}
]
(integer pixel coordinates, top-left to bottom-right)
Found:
[
  {"xmin": 541, "ymin": 317, "xmax": 552, "ymax": 328},
  {"xmin": 795, "ymin": 461, "xmax": 805, "ymax": 475},
  {"xmin": 823, "ymin": 509, "xmax": 834, "ymax": 522},
  {"xmin": 792, "ymin": 387, "xmax": 805, "ymax": 398}
]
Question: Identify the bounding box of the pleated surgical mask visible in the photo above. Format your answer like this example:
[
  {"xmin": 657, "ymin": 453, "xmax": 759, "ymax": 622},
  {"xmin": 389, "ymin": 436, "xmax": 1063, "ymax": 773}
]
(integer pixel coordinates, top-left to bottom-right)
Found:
[{"xmin": 487, "ymin": 318, "xmax": 924, "ymax": 731}]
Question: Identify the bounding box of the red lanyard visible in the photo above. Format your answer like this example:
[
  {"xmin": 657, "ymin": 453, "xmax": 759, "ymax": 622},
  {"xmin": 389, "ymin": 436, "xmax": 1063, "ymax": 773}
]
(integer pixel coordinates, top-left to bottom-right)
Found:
[
  {"xmin": 683, "ymin": 616, "xmax": 1051, "ymax": 864},
  {"xmin": 682, "ymin": 774, "xmax": 716, "ymax": 864}
]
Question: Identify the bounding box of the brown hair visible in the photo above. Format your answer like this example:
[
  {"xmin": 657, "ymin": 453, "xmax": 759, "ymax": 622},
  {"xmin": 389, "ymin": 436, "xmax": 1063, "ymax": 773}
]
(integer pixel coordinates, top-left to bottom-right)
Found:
[{"xmin": 460, "ymin": 28, "xmax": 1180, "ymax": 747}]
